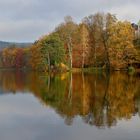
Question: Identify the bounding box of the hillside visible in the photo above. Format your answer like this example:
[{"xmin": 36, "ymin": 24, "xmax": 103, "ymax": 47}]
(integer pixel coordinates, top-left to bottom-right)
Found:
[{"xmin": 0, "ymin": 41, "xmax": 32, "ymax": 50}]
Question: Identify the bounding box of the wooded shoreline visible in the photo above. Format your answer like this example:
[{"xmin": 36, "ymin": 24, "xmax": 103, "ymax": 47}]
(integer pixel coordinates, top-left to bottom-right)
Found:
[{"xmin": 0, "ymin": 12, "xmax": 140, "ymax": 72}]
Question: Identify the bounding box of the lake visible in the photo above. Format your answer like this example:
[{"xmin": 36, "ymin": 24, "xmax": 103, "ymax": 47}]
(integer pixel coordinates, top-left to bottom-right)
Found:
[{"xmin": 0, "ymin": 70, "xmax": 140, "ymax": 140}]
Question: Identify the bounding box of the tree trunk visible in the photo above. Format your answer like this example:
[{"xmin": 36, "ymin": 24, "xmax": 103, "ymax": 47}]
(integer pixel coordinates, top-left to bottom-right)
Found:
[
  {"xmin": 47, "ymin": 53, "xmax": 51, "ymax": 72},
  {"xmin": 102, "ymin": 36, "xmax": 110, "ymax": 70},
  {"xmin": 82, "ymin": 46, "xmax": 85, "ymax": 69},
  {"xmin": 68, "ymin": 36, "xmax": 73, "ymax": 70},
  {"xmin": 105, "ymin": 45, "xmax": 110, "ymax": 69},
  {"xmin": 94, "ymin": 45, "xmax": 97, "ymax": 68}
]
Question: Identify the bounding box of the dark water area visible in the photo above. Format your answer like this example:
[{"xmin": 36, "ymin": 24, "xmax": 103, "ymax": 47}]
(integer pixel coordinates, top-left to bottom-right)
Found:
[{"xmin": 0, "ymin": 70, "xmax": 140, "ymax": 140}]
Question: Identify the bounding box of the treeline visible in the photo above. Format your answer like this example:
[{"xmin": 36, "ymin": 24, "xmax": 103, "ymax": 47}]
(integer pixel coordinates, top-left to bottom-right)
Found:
[
  {"xmin": 0, "ymin": 12, "xmax": 140, "ymax": 71},
  {"xmin": 0, "ymin": 46, "xmax": 30, "ymax": 69}
]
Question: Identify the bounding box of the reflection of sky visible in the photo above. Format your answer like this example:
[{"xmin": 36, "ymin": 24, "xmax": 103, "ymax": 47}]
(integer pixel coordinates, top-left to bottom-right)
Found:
[{"xmin": 0, "ymin": 93, "xmax": 140, "ymax": 140}]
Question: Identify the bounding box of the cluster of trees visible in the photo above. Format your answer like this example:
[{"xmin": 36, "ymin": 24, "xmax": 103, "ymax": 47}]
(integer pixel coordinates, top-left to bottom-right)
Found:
[
  {"xmin": 30, "ymin": 33, "xmax": 65, "ymax": 72},
  {"xmin": 29, "ymin": 12, "xmax": 140, "ymax": 71},
  {"xmin": 0, "ymin": 46, "xmax": 30, "ymax": 69},
  {"xmin": 0, "ymin": 12, "xmax": 140, "ymax": 71}
]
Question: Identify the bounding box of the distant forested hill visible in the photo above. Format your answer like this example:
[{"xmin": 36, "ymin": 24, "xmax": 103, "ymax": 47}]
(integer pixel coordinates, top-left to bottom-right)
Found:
[{"xmin": 0, "ymin": 41, "xmax": 32, "ymax": 50}]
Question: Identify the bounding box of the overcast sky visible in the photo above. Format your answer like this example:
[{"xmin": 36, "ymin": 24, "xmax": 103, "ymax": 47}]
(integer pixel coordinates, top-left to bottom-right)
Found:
[{"xmin": 0, "ymin": 0, "xmax": 139, "ymax": 42}]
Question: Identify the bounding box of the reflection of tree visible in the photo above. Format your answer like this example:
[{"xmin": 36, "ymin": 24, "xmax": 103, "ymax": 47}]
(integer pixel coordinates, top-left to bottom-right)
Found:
[
  {"xmin": 105, "ymin": 72, "xmax": 136, "ymax": 126},
  {"xmin": 82, "ymin": 72, "xmax": 139, "ymax": 128},
  {"xmin": 68, "ymin": 72, "xmax": 73, "ymax": 106},
  {"xmin": 0, "ymin": 71, "xmax": 140, "ymax": 128},
  {"xmin": 82, "ymin": 72, "xmax": 110, "ymax": 128},
  {"xmin": 0, "ymin": 70, "xmax": 26, "ymax": 93}
]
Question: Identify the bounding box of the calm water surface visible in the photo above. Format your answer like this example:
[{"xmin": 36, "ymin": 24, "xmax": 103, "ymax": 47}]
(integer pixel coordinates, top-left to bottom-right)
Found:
[{"xmin": 0, "ymin": 70, "xmax": 140, "ymax": 140}]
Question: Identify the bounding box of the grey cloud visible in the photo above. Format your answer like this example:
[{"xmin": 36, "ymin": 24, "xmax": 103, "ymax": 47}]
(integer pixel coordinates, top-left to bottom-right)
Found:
[{"xmin": 0, "ymin": 0, "xmax": 139, "ymax": 42}]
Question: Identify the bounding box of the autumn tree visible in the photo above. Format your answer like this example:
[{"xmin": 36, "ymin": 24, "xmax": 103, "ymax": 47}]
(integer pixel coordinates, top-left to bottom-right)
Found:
[
  {"xmin": 108, "ymin": 21, "xmax": 137, "ymax": 69},
  {"xmin": 23, "ymin": 48, "xmax": 31, "ymax": 69},
  {"xmin": 55, "ymin": 16, "xmax": 78, "ymax": 70},
  {"xmin": 15, "ymin": 48, "xmax": 24, "ymax": 69},
  {"xmin": 1, "ymin": 47, "xmax": 29, "ymax": 69},
  {"xmin": 2, "ymin": 47, "xmax": 17, "ymax": 68},
  {"xmin": 79, "ymin": 23, "xmax": 90, "ymax": 68},
  {"xmin": 30, "ymin": 44, "xmax": 44, "ymax": 71},
  {"xmin": 83, "ymin": 13, "xmax": 117, "ymax": 68},
  {"xmin": 30, "ymin": 33, "xmax": 65, "ymax": 72}
]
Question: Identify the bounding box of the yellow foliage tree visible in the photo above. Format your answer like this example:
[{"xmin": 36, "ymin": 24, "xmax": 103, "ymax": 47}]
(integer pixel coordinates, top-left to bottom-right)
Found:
[{"xmin": 108, "ymin": 21, "xmax": 137, "ymax": 69}]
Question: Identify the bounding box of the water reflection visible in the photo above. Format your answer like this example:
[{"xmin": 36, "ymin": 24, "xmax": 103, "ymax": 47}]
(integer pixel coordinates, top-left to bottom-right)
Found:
[{"xmin": 0, "ymin": 70, "xmax": 140, "ymax": 128}]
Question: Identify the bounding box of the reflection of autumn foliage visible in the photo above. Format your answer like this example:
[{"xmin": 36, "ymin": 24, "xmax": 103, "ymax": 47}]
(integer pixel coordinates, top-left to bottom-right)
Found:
[
  {"xmin": 0, "ymin": 71, "xmax": 140, "ymax": 128},
  {"xmin": 106, "ymin": 73, "xmax": 135, "ymax": 124},
  {"xmin": 0, "ymin": 71, "xmax": 26, "ymax": 93}
]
